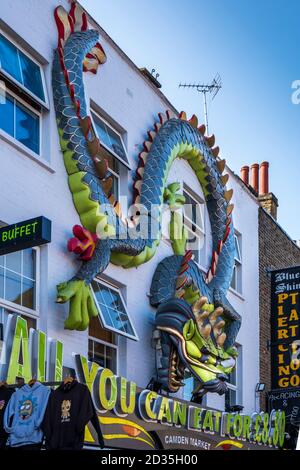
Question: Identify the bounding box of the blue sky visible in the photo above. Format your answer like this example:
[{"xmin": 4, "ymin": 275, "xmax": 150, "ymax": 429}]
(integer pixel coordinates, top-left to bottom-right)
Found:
[{"xmin": 81, "ymin": 0, "xmax": 300, "ymax": 240}]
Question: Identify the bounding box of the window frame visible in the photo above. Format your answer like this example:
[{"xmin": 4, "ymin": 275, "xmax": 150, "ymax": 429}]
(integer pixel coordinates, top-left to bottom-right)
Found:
[
  {"xmin": 0, "ymin": 308, "xmax": 39, "ymax": 337},
  {"xmin": 0, "ymin": 87, "xmax": 42, "ymax": 156},
  {"xmin": 225, "ymin": 344, "xmax": 242, "ymax": 409},
  {"xmin": 183, "ymin": 185, "xmax": 206, "ymax": 271},
  {"xmin": 90, "ymin": 110, "xmax": 130, "ymax": 170},
  {"xmin": 230, "ymin": 231, "xmax": 243, "ymax": 295},
  {"xmin": 183, "ymin": 185, "xmax": 205, "ymax": 235},
  {"xmin": 0, "ymin": 29, "xmax": 48, "ymax": 108},
  {"xmin": 91, "ymin": 278, "xmax": 139, "ymax": 341},
  {"xmin": 88, "ymin": 335, "xmax": 118, "ymax": 375},
  {"xmin": 0, "ymin": 247, "xmax": 40, "ymax": 319}
]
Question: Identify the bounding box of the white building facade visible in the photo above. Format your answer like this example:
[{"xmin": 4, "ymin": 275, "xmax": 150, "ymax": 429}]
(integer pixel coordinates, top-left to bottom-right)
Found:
[{"xmin": 0, "ymin": 0, "xmax": 260, "ymax": 421}]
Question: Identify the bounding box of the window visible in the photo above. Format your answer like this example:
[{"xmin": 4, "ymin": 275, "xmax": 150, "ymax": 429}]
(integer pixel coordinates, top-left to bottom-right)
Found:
[
  {"xmin": 0, "ymin": 308, "xmax": 37, "ymax": 372},
  {"xmin": 225, "ymin": 345, "xmax": 242, "ymax": 411},
  {"xmin": 230, "ymin": 232, "xmax": 242, "ymax": 293},
  {"xmin": 91, "ymin": 279, "xmax": 138, "ymax": 341},
  {"xmin": 92, "ymin": 113, "xmax": 128, "ymax": 165},
  {"xmin": 88, "ymin": 316, "xmax": 117, "ymax": 373},
  {"xmin": 0, "ymin": 248, "xmax": 37, "ymax": 311},
  {"xmin": 225, "ymin": 369, "xmax": 238, "ymax": 410},
  {"xmin": 0, "ymin": 91, "xmax": 40, "ymax": 154},
  {"xmin": 91, "ymin": 112, "xmax": 129, "ymax": 200},
  {"xmin": 0, "ymin": 32, "xmax": 45, "ymax": 103},
  {"xmin": 183, "ymin": 186, "xmax": 205, "ymax": 267},
  {"xmin": 0, "ymin": 308, "xmax": 37, "ymax": 339},
  {"xmin": 183, "ymin": 370, "xmax": 207, "ymax": 405}
]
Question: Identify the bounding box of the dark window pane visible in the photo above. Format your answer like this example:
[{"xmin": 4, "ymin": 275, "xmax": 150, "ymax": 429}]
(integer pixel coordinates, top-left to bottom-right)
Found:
[
  {"xmin": 92, "ymin": 282, "xmax": 109, "ymax": 307},
  {"xmin": 99, "ymin": 146, "xmax": 119, "ymax": 174},
  {"xmin": 120, "ymin": 317, "xmax": 134, "ymax": 336},
  {"xmin": 109, "ymin": 288, "xmax": 124, "ymax": 312},
  {"xmin": 235, "ymin": 236, "xmax": 242, "ymax": 262},
  {"xmin": 183, "ymin": 371, "xmax": 195, "ymax": 401},
  {"xmin": 19, "ymin": 52, "xmax": 45, "ymax": 101},
  {"xmin": 91, "ymin": 341, "xmax": 105, "ymax": 368},
  {"xmin": 105, "ymin": 346, "xmax": 116, "ymax": 372},
  {"xmin": 0, "ymin": 255, "xmax": 5, "ymax": 267},
  {"xmin": 93, "ymin": 114, "xmax": 128, "ymax": 165},
  {"xmin": 23, "ymin": 249, "xmax": 35, "ymax": 279},
  {"xmin": 111, "ymin": 175, "xmax": 119, "ymax": 200},
  {"xmin": 0, "ymin": 266, "xmax": 4, "ymax": 299},
  {"xmin": 106, "ymin": 125, "xmax": 128, "ymax": 163},
  {"xmin": 0, "ymin": 93, "xmax": 14, "ymax": 136},
  {"xmin": 88, "ymin": 339, "xmax": 93, "ymax": 357},
  {"xmin": 15, "ymin": 101, "xmax": 39, "ymax": 154},
  {"xmin": 21, "ymin": 278, "xmax": 35, "ymax": 309},
  {"xmin": 5, "ymin": 270, "xmax": 21, "ymax": 305},
  {"xmin": 99, "ymin": 285, "xmax": 113, "ymax": 308},
  {"xmin": 0, "ymin": 34, "xmax": 22, "ymax": 83},
  {"xmin": 225, "ymin": 388, "xmax": 237, "ymax": 409},
  {"xmin": 231, "ymin": 265, "xmax": 237, "ymax": 290},
  {"xmin": 88, "ymin": 316, "xmax": 115, "ymax": 344},
  {"xmin": 94, "ymin": 119, "xmax": 110, "ymax": 148},
  {"xmin": 6, "ymin": 251, "xmax": 21, "ymax": 274},
  {"xmin": 100, "ymin": 305, "xmax": 116, "ymax": 329},
  {"xmin": 21, "ymin": 314, "xmax": 36, "ymax": 332},
  {"xmin": 183, "ymin": 191, "xmax": 203, "ymax": 230},
  {"xmin": 229, "ymin": 369, "xmax": 237, "ymax": 386}
]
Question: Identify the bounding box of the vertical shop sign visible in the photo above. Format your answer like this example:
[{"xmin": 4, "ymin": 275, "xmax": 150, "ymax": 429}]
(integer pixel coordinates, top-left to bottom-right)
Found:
[{"xmin": 270, "ymin": 266, "xmax": 300, "ymax": 389}]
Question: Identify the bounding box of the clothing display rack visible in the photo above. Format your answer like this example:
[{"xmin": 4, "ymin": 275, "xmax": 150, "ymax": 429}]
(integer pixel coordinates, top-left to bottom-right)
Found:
[
  {"xmin": 0, "ymin": 378, "xmax": 105, "ymax": 450},
  {"xmin": 5, "ymin": 380, "xmax": 82, "ymax": 389}
]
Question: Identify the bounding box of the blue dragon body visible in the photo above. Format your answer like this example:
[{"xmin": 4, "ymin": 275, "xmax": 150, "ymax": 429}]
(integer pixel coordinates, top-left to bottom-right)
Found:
[{"xmin": 52, "ymin": 2, "xmax": 241, "ymax": 396}]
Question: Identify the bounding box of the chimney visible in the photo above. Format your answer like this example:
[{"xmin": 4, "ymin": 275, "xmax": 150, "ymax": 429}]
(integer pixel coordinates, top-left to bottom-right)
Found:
[
  {"xmin": 250, "ymin": 163, "xmax": 259, "ymax": 193},
  {"xmin": 240, "ymin": 161, "xmax": 279, "ymax": 220},
  {"xmin": 259, "ymin": 161, "xmax": 269, "ymax": 195},
  {"xmin": 258, "ymin": 162, "xmax": 278, "ymax": 219},
  {"xmin": 240, "ymin": 166, "xmax": 249, "ymax": 185}
]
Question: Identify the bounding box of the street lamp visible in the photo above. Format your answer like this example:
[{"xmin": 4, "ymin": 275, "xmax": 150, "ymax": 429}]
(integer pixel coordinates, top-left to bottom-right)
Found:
[
  {"xmin": 255, "ymin": 382, "xmax": 266, "ymax": 411},
  {"xmin": 255, "ymin": 383, "xmax": 266, "ymax": 393}
]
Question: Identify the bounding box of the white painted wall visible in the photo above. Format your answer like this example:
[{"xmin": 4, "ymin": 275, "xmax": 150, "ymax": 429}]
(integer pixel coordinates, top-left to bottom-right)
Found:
[{"xmin": 0, "ymin": 0, "xmax": 260, "ymax": 414}]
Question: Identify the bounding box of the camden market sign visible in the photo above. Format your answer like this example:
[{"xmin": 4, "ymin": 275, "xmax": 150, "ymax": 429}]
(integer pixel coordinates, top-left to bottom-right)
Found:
[
  {"xmin": 0, "ymin": 217, "xmax": 51, "ymax": 256},
  {"xmin": 0, "ymin": 315, "xmax": 285, "ymax": 450}
]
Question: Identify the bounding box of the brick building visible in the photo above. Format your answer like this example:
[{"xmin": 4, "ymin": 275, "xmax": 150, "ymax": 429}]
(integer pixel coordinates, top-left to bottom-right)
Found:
[{"xmin": 240, "ymin": 162, "xmax": 300, "ymax": 410}]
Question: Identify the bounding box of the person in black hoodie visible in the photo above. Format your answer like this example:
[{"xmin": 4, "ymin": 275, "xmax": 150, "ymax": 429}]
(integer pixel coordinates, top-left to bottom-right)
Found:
[
  {"xmin": 0, "ymin": 382, "xmax": 14, "ymax": 449},
  {"xmin": 42, "ymin": 379, "xmax": 104, "ymax": 450}
]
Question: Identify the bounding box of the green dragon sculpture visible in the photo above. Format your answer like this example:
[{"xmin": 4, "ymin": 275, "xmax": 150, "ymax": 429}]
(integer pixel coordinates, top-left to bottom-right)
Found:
[{"xmin": 52, "ymin": 2, "xmax": 241, "ymax": 397}]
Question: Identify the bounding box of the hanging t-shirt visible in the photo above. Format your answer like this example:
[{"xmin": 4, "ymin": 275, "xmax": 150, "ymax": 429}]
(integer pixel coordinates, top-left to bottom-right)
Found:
[
  {"xmin": 3, "ymin": 382, "xmax": 50, "ymax": 447},
  {"xmin": 0, "ymin": 386, "xmax": 14, "ymax": 448},
  {"xmin": 42, "ymin": 380, "xmax": 104, "ymax": 450}
]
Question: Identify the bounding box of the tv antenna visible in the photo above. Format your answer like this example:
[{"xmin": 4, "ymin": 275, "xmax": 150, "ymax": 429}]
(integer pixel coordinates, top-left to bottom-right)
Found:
[{"xmin": 179, "ymin": 74, "xmax": 222, "ymax": 134}]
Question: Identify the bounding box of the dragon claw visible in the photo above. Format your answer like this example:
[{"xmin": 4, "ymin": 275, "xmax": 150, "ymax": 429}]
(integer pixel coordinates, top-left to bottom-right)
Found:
[{"xmin": 56, "ymin": 279, "xmax": 98, "ymax": 330}]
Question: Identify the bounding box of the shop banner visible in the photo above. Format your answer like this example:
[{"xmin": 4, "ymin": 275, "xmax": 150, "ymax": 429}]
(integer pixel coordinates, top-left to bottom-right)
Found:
[
  {"xmin": 0, "ymin": 216, "xmax": 51, "ymax": 256},
  {"xmin": 270, "ymin": 266, "xmax": 300, "ymax": 390},
  {"xmin": 0, "ymin": 314, "xmax": 285, "ymax": 450}
]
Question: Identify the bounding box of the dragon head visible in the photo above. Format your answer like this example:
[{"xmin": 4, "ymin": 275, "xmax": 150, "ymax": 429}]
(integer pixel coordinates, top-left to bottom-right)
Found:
[{"xmin": 155, "ymin": 297, "xmax": 237, "ymax": 397}]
